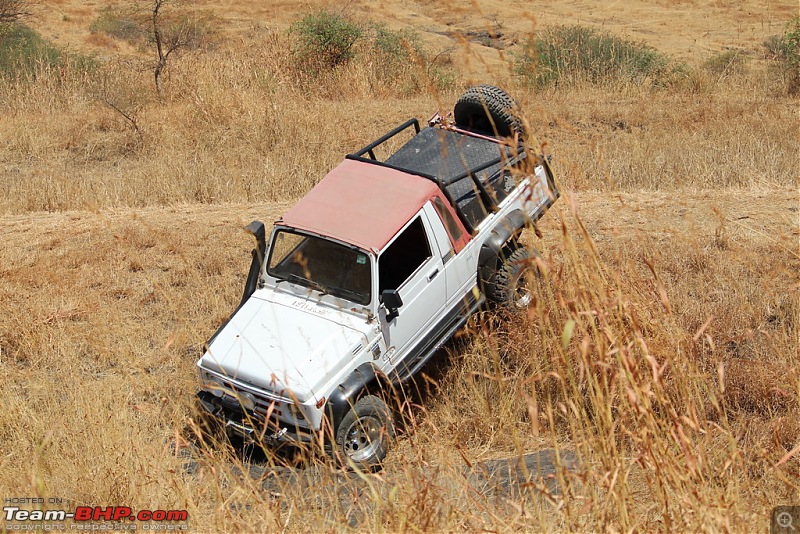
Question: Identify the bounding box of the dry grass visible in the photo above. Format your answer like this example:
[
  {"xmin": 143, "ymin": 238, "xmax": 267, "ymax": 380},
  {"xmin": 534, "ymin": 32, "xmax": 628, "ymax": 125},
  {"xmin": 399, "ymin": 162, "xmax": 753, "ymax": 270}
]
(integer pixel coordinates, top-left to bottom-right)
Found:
[
  {"xmin": 0, "ymin": 190, "xmax": 795, "ymax": 531},
  {"xmin": 2, "ymin": 0, "xmax": 798, "ymax": 215},
  {"xmin": 0, "ymin": 0, "xmax": 798, "ymax": 531}
]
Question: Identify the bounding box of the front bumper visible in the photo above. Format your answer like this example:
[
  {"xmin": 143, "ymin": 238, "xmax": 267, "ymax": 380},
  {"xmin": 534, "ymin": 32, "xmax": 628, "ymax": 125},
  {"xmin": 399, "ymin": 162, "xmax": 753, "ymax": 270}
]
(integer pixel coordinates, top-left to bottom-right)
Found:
[{"xmin": 196, "ymin": 390, "xmax": 314, "ymax": 445}]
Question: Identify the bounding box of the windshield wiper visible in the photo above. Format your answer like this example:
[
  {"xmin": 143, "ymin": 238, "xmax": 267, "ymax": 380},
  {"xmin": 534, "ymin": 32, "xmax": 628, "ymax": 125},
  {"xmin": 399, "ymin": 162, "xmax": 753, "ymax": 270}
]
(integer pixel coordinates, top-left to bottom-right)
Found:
[
  {"xmin": 327, "ymin": 285, "xmax": 367, "ymax": 304},
  {"xmin": 287, "ymin": 274, "xmax": 327, "ymax": 295}
]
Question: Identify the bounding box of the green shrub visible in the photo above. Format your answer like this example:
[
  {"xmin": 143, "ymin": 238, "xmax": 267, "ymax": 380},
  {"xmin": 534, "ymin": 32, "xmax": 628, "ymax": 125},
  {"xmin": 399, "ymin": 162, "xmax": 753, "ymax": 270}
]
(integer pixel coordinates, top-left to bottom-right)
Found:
[
  {"xmin": 89, "ymin": 6, "xmax": 147, "ymax": 44},
  {"xmin": 90, "ymin": 6, "xmax": 215, "ymax": 50},
  {"xmin": 369, "ymin": 23, "xmax": 420, "ymax": 61},
  {"xmin": 703, "ymin": 49, "xmax": 748, "ymax": 78},
  {"xmin": 363, "ymin": 23, "xmax": 455, "ymax": 93},
  {"xmin": 0, "ymin": 23, "xmax": 61, "ymax": 77},
  {"xmin": 287, "ymin": 11, "xmax": 454, "ymax": 93},
  {"xmin": 764, "ymin": 16, "xmax": 800, "ymax": 94},
  {"xmin": 290, "ymin": 10, "xmax": 362, "ymax": 70},
  {"xmin": 764, "ymin": 17, "xmax": 800, "ymax": 61},
  {"xmin": 516, "ymin": 25, "xmax": 671, "ymax": 88},
  {"xmin": 364, "ymin": 23, "xmax": 435, "ymax": 93}
]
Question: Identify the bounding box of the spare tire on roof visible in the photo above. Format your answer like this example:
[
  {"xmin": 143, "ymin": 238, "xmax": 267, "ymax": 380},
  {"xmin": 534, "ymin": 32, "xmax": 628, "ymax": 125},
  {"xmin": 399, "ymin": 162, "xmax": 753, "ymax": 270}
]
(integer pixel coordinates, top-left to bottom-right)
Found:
[{"xmin": 453, "ymin": 84, "xmax": 523, "ymax": 138}]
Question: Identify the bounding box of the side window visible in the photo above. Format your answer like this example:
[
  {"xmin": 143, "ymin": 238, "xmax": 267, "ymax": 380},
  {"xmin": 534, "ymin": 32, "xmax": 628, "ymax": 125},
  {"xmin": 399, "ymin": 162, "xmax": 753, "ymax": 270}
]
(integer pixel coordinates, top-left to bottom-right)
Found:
[
  {"xmin": 379, "ymin": 217, "xmax": 432, "ymax": 293},
  {"xmin": 432, "ymin": 196, "xmax": 464, "ymax": 244}
]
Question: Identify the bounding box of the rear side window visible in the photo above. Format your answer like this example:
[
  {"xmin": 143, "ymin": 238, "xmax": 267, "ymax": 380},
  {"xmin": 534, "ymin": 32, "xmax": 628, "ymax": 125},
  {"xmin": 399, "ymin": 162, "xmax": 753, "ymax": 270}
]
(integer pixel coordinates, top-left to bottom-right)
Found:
[
  {"xmin": 379, "ymin": 217, "xmax": 431, "ymax": 292},
  {"xmin": 432, "ymin": 196, "xmax": 464, "ymax": 244}
]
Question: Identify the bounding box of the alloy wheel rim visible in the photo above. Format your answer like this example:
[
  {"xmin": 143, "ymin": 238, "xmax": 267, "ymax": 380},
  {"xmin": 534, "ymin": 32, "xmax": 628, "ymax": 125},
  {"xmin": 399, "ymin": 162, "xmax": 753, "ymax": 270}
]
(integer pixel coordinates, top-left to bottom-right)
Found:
[
  {"xmin": 343, "ymin": 415, "xmax": 384, "ymax": 462},
  {"xmin": 513, "ymin": 275, "xmax": 532, "ymax": 308}
]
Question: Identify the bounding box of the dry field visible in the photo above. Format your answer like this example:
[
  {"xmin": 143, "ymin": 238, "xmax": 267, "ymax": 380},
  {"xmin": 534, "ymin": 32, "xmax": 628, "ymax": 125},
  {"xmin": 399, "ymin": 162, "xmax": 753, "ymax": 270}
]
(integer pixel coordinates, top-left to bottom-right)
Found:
[{"xmin": 0, "ymin": 0, "xmax": 798, "ymax": 532}]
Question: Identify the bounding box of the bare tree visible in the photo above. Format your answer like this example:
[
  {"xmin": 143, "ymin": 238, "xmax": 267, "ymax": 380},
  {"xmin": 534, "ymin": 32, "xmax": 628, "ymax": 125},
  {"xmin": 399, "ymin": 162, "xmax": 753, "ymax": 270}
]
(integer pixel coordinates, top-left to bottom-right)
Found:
[
  {"xmin": 0, "ymin": 0, "xmax": 30, "ymax": 24},
  {"xmin": 151, "ymin": 0, "xmax": 199, "ymax": 97}
]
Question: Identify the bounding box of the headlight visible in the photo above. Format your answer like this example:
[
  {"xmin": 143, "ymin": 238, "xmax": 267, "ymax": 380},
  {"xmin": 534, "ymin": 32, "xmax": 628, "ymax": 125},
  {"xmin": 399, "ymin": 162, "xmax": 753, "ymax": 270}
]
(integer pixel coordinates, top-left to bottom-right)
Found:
[
  {"xmin": 234, "ymin": 391, "xmax": 257, "ymax": 411},
  {"xmin": 201, "ymin": 373, "xmax": 256, "ymax": 411}
]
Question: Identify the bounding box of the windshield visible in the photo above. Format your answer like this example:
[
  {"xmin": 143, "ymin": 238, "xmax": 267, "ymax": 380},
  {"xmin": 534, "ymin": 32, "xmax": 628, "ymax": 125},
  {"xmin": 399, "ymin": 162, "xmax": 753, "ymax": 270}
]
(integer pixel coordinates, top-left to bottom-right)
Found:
[{"xmin": 267, "ymin": 229, "xmax": 372, "ymax": 305}]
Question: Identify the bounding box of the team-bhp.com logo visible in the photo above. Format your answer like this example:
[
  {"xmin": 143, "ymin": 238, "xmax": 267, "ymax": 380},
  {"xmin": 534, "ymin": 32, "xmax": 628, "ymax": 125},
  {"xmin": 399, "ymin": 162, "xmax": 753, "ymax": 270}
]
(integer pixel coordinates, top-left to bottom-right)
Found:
[{"xmin": 4, "ymin": 498, "xmax": 189, "ymax": 531}]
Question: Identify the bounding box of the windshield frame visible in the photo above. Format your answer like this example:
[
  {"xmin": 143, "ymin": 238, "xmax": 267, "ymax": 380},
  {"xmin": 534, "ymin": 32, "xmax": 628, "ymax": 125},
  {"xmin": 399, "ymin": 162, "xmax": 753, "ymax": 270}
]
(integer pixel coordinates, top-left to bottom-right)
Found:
[{"xmin": 265, "ymin": 226, "xmax": 374, "ymax": 307}]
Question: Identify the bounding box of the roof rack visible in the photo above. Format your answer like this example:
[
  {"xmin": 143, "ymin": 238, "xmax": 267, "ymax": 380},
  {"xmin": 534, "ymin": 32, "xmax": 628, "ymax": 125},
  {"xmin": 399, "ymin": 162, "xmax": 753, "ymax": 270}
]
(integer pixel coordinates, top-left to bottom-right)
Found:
[{"xmin": 348, "ymin": 118, "xmax": 527, "ymax": 233}]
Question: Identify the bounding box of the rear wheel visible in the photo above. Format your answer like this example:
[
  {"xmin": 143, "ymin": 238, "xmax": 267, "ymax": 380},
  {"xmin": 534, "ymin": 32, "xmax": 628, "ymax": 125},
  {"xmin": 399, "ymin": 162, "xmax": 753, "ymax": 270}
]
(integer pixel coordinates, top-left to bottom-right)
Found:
[
  {"xmin": 454, "ymin": 84, "xmax": 522, "ymax": 138},
  {"xmin": 485, "ymin": 247, "xmax": 541, "ymax": 308},
  {"xmin": 335, "ymin": 395, "xmax": 394, "ymax": 471}
]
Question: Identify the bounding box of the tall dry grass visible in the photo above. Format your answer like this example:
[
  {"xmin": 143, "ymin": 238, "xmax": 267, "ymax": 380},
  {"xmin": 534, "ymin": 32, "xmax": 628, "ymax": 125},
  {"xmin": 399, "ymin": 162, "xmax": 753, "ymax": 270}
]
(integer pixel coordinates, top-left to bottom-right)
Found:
[
  {"xmin": 0, "ymin": 189, "xmax": 796, "ymax": 531},
  {"xmin": 0, "ymin": 32, "xmax": 797, "ymax": 214}
]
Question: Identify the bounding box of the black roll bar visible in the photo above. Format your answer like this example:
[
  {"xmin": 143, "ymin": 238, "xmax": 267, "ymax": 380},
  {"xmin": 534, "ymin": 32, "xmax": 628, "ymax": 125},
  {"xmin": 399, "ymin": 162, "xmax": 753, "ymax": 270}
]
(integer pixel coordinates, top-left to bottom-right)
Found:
[{"xmin": 350, "ymin": 118, "xmax": 421, "ymax": 160}]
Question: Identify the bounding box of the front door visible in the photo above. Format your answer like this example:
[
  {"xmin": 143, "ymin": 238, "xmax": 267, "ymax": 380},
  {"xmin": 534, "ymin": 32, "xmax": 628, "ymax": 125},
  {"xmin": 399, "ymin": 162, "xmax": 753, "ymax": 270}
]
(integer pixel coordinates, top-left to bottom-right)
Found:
[{"xmin": 377, "ymin": 212, "xmax": 446, "ymax": 369}]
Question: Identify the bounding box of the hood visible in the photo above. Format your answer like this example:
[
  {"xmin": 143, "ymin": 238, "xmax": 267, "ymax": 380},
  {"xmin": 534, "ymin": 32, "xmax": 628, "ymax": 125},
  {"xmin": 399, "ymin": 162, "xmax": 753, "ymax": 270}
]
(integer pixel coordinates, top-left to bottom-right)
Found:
[{"xmin": 198, "ymin": 289, "xmax": 370, "ymax": 402}]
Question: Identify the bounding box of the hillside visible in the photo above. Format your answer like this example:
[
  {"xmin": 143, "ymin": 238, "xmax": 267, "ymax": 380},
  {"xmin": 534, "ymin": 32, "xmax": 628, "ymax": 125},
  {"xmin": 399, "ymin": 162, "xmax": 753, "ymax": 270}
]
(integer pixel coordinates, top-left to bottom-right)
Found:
[{"xmin": 32, "ymin": 0, "xmax": 799, "ymax": 61}]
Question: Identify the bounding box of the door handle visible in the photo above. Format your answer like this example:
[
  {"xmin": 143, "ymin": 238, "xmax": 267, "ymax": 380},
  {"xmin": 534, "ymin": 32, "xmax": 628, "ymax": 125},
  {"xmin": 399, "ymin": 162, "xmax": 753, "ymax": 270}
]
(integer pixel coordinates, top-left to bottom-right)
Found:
[{"xmin": 427, "ymin": 269, "xmax": 439, "ymax": 282}]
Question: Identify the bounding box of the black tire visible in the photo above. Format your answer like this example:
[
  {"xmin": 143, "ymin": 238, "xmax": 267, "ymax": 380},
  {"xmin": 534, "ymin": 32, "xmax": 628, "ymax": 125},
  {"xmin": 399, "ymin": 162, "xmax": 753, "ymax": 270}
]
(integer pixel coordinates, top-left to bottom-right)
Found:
[
  {"xmin": 335, "ymin": 395, "xmax": 395, "ymax": 471},
  {"xmin": 485, "ymin": 247, "xmax": 540, "ymax": 308},
  {"xmin": 453, "ymin": 84, "xmax": 522, "ymax": 138}
]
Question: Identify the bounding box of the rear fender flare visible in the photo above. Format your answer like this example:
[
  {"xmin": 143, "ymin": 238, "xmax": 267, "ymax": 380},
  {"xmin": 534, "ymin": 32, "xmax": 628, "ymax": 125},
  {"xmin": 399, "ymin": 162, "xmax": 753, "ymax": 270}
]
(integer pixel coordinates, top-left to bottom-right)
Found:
[{"xmin": 478, "ymin": 209, "xmax": 525, "ymax": 278}]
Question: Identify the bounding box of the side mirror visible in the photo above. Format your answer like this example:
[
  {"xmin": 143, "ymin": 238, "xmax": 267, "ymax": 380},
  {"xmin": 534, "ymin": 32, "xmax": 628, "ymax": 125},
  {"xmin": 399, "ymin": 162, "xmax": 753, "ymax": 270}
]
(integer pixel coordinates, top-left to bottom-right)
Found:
[{"xmin": 380, "ymin": 289, "xmax": 403, "ymax": 321}]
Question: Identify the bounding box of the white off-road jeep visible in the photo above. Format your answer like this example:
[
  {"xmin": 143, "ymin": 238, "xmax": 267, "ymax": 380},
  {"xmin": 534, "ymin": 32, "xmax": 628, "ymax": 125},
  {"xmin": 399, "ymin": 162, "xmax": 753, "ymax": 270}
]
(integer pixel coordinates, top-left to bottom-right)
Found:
[{"xmin": 196, "ymin": 85, "xmax": 559, "ymax": 469}]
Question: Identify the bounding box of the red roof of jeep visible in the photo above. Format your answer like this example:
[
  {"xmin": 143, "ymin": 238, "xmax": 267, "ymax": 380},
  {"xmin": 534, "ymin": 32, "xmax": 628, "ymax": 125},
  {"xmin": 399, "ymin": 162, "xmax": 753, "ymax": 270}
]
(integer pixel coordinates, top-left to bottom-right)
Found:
[{"xmin": 279, "ymin": 158, "xmax": 441, "ymax": 250}]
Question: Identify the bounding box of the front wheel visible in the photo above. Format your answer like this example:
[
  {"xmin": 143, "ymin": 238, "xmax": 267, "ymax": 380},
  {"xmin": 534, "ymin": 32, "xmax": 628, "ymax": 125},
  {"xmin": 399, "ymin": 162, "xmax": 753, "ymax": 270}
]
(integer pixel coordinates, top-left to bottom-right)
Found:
[
  {"xmin": 335, "ymin": 395, "xmax": 395, "ymax": 471},
  {"xmin": 485, "ymin": 247, "xmax": 541, "ymax": 308}
]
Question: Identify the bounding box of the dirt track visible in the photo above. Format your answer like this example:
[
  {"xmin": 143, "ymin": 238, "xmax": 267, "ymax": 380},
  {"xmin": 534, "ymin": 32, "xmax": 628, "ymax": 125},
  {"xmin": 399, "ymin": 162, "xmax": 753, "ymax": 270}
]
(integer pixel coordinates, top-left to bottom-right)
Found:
[
  {"xmin": 178, "ymin": 447, "xmax": 579, "ymax": 528},
  {"xmin": 1, "ymin": 188, "xmax": 795, "ymax": 256}
]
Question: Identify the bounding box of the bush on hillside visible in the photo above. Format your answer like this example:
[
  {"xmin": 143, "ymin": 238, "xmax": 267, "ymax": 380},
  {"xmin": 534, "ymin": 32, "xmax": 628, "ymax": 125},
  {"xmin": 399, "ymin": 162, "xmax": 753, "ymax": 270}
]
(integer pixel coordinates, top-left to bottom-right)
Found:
[
  {"xmin": 515, "ymin": 25, "xmax": 671, "ymax": 88},
  {"xmin": 370, "ymin": 22, "xmax": 420, "ymax": 60},
  {"xmin": 89, "ymin": 3, "xmax": 215, "ymax": 96},
  {"xmin": 290, "ymin": 10, "xmax": 362, "ymax": 70},
  {"xmin": 764, "ymin": 16, "xmax": 800, "ymax": 94},
  {"xmin": 288, "ymin": 10, "xmax": 454, "ymax": 94},
  {"xmin": 703, "ymin": 49, "xmax": 748, "ymax": 78},
  {"xmin": 365, "ymin": 22, "xmax": 453, "ymax": 94},
  {"xmin": 89, "ymin": 6, "xmax": 148, "ymax": 44},
  {"xmin": 0, "ymin": 23, "xmax": 61, "ymax": 77},
  {"xmin": 90, "ymin": 5, "xmax": 215, "ymax": 51}
]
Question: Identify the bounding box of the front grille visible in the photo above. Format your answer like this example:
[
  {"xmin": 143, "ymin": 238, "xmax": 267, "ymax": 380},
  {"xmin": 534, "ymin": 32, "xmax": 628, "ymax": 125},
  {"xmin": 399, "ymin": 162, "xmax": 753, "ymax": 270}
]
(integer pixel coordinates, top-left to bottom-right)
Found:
[{"xmin": 206, "ymin": 371, "xmax": 310, "ymax": 430}]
